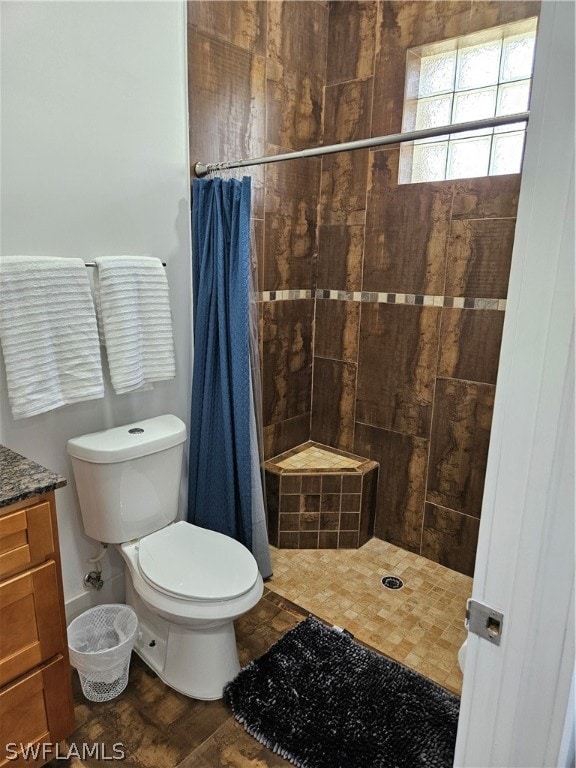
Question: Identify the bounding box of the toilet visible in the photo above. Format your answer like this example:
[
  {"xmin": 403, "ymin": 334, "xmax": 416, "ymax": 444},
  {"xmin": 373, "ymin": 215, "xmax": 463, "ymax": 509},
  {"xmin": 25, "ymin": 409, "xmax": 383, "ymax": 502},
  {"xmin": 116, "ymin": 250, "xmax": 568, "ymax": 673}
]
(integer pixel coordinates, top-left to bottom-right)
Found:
[{"xmin": 67, "ymin": 414, "xmax": 263, "ymax": 700}]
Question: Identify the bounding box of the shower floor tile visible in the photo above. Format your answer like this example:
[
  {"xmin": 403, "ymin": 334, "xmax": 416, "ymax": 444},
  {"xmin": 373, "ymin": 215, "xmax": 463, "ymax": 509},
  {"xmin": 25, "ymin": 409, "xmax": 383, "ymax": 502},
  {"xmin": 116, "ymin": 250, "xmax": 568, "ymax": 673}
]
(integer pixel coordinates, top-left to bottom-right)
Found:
[{"xmin": 268, "ymin": 537, "xmax": 473, "ymax": 694}]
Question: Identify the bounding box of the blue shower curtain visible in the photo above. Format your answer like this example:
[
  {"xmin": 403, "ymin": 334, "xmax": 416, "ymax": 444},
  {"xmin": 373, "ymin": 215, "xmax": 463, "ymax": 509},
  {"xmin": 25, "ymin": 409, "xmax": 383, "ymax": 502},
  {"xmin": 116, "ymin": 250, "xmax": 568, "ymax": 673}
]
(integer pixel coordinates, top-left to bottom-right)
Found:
[{"xmin": 188, "ymin": 176, "xmax": 271, "ymax": 576}]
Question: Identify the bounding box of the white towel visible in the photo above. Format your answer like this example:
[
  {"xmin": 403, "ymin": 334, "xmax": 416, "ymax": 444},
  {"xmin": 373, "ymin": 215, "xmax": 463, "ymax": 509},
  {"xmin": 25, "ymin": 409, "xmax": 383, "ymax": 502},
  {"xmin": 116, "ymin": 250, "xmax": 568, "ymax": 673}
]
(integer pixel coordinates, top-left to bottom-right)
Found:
[
  {"xmin": 0, "ymin": 256, "xmax": 104, "ymax": 419},
  {"xmin": 93, "ymin": 256, "xmax": 175, "ymax": 394}
]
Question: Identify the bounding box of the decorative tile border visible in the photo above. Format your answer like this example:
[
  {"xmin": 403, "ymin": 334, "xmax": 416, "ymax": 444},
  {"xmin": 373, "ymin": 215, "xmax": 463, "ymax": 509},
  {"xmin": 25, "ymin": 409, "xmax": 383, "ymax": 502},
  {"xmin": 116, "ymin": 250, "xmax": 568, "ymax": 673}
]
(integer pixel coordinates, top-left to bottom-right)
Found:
[
  {"xmin": 258, "ymin": 288, "xmax": 506, "ymax": 310},
  {"xmin": 261, "ymin": 289, "xmax": 313, "ymax": 301}
]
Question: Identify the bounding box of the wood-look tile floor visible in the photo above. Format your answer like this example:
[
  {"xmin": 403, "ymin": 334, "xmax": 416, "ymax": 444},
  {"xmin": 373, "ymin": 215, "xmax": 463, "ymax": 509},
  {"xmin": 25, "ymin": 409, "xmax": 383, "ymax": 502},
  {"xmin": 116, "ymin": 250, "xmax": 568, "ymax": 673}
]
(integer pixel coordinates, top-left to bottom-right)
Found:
[{"xmin": 51, "ymin": 540, "xmax": 471, "ymax": 768}]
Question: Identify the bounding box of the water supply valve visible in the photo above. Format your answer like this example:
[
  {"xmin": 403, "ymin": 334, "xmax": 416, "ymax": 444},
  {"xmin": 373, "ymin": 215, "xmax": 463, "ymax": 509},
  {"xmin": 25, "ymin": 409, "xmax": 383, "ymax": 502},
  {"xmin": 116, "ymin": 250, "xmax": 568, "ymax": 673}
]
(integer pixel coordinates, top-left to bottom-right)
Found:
[{"xmin": 83, "ymin": 570, "xmax": 104, "ymax": 591}]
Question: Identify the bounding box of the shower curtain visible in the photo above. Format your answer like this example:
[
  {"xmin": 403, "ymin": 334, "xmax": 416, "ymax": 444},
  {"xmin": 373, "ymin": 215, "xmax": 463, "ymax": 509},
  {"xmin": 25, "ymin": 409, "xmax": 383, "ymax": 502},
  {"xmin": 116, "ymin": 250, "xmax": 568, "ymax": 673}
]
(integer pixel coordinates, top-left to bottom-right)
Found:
[{"xmin": 188, "ymin": 176, "xmax": 272, "ymax": 579}]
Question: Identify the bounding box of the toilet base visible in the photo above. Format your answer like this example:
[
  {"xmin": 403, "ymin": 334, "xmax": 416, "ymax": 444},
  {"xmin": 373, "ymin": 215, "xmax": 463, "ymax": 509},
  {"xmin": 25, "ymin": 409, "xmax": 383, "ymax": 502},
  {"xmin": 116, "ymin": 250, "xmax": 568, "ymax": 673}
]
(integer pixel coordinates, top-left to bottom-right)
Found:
[{"xmin": 126, "ymin": 577, "xmax": 241, "ymax": 700}]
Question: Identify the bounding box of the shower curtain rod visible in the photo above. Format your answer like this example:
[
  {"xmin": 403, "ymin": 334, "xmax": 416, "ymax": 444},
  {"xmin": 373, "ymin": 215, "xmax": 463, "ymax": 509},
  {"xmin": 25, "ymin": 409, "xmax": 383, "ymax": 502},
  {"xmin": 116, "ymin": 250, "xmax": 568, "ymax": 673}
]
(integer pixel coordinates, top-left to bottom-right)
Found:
[{"xmin": 193, "ymin": 111, "xmax": 530, "ymax": 178}]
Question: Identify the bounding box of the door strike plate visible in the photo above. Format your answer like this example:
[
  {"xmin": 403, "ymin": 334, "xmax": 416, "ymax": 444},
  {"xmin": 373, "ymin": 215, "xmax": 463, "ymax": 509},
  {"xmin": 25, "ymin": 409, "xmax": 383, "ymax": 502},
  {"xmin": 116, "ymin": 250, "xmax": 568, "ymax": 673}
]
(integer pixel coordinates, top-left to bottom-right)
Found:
[{"xmin": 466, "ymin": 598, "xmax": 504, "ymax": 646}]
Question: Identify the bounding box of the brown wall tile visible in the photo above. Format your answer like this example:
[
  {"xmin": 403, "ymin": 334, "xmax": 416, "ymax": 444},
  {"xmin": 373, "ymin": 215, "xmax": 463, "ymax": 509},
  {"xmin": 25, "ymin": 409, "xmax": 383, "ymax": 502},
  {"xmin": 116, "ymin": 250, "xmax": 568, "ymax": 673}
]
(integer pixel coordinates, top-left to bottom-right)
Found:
[
  {"xmin": 469, "ymin": 1, "xmax": 540, "ymax": 33},
  {"xmin": 263, "ymin": 300, "xmax": 314, "ymax": 426},
  {"xmin": 282, "ymin": 475, "xmax": 301, "ymax": 494},
  {"xmin": 278, "ymin": 531, "xmax": 298, "ymax": 548},
  {"xmin": 319, "ymin": 150, "xmax": 369, "ymax": 226},
  {"xmin": 341, "ymin": 494, "xmax": 361, "ymax": 512},
  {"xmin": 326, "ymin": 1, "xmax": 378, "ymax": 84},
  {"xmin": 356, "ymin": 303, "xmax": 440, "ymax": 437},
  {"xmin": 324, "ymin": 79, "xmax": 373, "ymax": 144},
  {"xmin": 364, "ymin": 150, "xmax": 453, "ymax": 294},
  {"xmin": 445, "ymin": 219, "xmax": 517, "ymax": 299},
  {"xmin": 317, "ymin": 226, "xmax": 364, "ymax": 292},
  {"xmin": 279, "ymin": 513, "xmax": 299, "ymax": 531},
  {"xmin": 340, "ymin": 512, "xmax": 360, "ymax": 530},
  {"xmin": 263, "ymin": 413, "xmax": 310, "ymax": 460},
  {"xmin": 320, "ymin": 512, "xmax": 339, "ymax": 531},
  {"xmin": 343, "ymin": 474, "xmax": 362, "ymax": 493},
  {"xmin": 266, "ymin": 0, "xmax": 326, "ymax": 151},
  {"xmin": 438, "ymin": 308, "xmax": 505, "ymax": 384},
  {"xmin": 314, "ymin": 300, "xmax": 360, "ymax": 362},
  {"xmin": 299, "ymin": 531, "xmax": 319, "ymax": 548},
  {"xmin": 371, "ymin": 2, "xmax": 472, "ymax": 137},
  {"xmin": 322, "ymin": 476, "xmax": 342, "ymax": 494},
  {"xmin": 338, "ymin": 531, "xmax": 359, "ymax": 548},
  {"xmin": 252, "ymin": 217, "xmax": 264, "ymax": 294},
  {"xmin": 319, "ymin": 531, "xmax": 339, "ymax": 548},
  {"xmin": 265, "ymin": 470, "xmax": 279, "ymax": 545},
  {"xmin": 421, "ymin": 503, "xmax": 480, "ymax": 577},
  {"xmin": 188, "ymin": 30, "xmax": 265, "ymax": 183},
  {"xmin": 267, "ymin": 1, "xmax": 328, "ymax": 73},
  {"xmin": 427, "ymin": 378, "xmax": 495, "ymax": 518},
  {"xmin": 264, "ymin": 154, "xmax": 320, "ymax": 290},
  {"xmin": 354, "ymin": 423, "xmax": 428, "ymax": 554},
  {"xmin": 266, "ymin": 66, "xmax": 324, "ymax": 152},
  {"xmin": 302, "ymin": 475, "xmax": 321, "ymax": 494},
  {"xmin": 359, "ymin": 466, "xmax": 378, "ymax": 545},
  {"xmin": 451, "ymin": 175, "xmax": 520, "ymax": 220},
  {"xmin": 311, "ymin": 358, "xmax": 357, "ymax": 451},
  {"xmin": 187, "ymin": 2, "xmax": 267, "ymax": 55}
]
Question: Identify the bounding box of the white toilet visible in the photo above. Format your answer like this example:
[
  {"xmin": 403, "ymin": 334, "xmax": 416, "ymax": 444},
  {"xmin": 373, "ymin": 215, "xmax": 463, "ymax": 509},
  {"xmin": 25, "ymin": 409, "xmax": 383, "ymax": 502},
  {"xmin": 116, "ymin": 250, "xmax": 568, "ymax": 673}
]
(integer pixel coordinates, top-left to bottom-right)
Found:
[{"xmin": 67, "ymin": 414, "xmax": 264, "ymax": 700}]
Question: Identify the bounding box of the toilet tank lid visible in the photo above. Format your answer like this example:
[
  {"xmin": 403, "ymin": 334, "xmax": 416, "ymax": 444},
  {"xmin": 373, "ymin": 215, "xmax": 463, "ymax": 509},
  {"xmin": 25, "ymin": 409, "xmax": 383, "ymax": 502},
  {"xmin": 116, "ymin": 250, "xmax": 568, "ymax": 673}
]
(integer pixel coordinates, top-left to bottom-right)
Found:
[{"xmin": 67, "ymin": 415, "xmax": 187, "ymax": 463}]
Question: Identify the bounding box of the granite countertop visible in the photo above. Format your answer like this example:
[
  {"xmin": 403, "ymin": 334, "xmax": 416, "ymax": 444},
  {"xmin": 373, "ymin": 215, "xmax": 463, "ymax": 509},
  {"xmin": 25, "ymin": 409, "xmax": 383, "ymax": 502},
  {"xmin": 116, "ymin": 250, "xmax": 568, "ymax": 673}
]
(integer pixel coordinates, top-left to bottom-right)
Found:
[{"xmin": 0, "ymin": 444, "xmax": 67, "ymax": 508}]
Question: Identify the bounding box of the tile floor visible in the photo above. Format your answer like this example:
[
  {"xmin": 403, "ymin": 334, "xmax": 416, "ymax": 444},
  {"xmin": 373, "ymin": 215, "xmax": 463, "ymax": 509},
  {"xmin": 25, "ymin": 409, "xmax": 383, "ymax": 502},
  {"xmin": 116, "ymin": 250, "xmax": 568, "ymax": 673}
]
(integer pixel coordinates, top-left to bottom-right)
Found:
[
  {"xmin": 50, "ymin": 539, "xmax": 471, "ymax": 767},
  {"xmin": 268, "ymin": 538, "xmax": 472, "ymax": 693}
]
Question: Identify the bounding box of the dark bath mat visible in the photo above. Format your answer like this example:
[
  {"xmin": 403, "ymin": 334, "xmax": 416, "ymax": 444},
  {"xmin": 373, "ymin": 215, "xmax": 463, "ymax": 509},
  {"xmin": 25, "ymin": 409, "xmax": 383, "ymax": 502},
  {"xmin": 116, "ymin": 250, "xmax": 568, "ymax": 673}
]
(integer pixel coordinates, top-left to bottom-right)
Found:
[{"xmin": 224, "ymin": 616, "xmax": 459, "ymax": 768}]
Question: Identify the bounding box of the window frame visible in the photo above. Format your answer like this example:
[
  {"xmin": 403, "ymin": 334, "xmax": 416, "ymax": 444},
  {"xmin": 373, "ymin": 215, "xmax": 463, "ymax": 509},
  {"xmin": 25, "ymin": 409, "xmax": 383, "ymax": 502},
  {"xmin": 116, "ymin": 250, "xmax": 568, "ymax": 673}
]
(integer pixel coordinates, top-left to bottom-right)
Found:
[{"xmin": 399, "ymin": 18, "xmax": 538, "ymax": 185}]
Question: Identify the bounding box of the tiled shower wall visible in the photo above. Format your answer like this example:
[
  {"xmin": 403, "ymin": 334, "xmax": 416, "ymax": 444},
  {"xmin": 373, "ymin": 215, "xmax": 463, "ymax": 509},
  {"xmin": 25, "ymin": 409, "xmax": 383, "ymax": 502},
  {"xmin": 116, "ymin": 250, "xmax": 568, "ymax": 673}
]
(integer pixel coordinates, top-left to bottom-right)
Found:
[
  {"xmin": 188, "ymin": 0, "xmax": 326, "ymax": 462},
  {"xmin": 187, "ymin": 1, "xmax": 540, "ymax": 576}
]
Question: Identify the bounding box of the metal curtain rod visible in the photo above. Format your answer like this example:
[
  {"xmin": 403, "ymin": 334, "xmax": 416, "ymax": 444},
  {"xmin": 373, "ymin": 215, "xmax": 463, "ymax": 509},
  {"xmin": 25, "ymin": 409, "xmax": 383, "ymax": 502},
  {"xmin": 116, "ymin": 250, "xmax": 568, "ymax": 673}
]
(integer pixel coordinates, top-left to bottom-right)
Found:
[{"xmin": 193, "ymin": 111, "xmax": 530, "ymax": 178}]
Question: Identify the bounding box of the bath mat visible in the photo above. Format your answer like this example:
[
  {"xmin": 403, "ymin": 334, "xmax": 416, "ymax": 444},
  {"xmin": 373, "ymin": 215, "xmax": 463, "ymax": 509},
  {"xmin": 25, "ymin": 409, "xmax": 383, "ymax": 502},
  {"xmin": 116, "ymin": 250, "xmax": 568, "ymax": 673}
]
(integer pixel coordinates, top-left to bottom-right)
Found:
[{"xmin": 224, "ymin": 616, "xmax": 459, "ymax": 768}]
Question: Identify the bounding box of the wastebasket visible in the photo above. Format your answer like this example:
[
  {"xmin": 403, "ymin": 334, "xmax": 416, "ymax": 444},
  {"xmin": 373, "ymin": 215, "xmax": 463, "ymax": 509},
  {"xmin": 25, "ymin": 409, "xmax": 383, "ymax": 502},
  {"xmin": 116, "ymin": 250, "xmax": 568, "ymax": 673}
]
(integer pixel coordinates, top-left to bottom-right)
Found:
[{"xmin": 67, "ymin": 604, "xmax": 138, "ymax": 702}]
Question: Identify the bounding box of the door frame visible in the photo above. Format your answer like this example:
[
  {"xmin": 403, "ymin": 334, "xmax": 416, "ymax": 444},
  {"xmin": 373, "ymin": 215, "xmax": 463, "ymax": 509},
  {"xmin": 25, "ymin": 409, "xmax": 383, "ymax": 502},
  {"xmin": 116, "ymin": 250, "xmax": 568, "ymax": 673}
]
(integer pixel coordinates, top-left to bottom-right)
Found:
[{"xmin": 454, "ymin": 2, "xmax": 575, "ymax": 766}]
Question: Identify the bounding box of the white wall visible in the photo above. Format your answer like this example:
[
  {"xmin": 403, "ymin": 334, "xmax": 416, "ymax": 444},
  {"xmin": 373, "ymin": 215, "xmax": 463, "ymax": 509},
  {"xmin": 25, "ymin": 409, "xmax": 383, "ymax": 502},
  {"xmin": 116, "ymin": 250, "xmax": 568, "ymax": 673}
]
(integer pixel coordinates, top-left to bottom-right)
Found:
[{"xmin": 0, "ymin": 0, "xmax": 192, "ymax": 616}]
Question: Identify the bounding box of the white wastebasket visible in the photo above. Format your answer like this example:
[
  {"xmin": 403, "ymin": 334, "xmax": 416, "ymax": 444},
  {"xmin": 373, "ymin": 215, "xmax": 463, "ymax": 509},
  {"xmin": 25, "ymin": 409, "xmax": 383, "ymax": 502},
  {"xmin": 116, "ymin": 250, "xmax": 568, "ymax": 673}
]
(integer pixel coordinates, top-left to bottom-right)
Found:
[{"xmin": 67, "ymin": 604, "xmax": 138, "ymax": 702}]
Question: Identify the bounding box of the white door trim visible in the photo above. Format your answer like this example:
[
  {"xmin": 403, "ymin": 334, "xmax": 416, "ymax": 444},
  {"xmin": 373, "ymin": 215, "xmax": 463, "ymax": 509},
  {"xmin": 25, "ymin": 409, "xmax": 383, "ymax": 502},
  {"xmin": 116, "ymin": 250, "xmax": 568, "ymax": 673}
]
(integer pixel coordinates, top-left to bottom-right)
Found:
[{"xmin": 454, "ymin": 1, "xmax": 575, "ymax": 766}]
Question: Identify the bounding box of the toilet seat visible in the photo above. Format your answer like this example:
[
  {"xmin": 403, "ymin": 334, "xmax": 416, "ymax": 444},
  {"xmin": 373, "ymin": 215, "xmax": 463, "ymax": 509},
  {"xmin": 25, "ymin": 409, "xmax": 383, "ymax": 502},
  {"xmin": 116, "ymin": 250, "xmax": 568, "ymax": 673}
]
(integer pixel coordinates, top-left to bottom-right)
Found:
[{"xmin": 137, "ymin": 521, "xmax": 259, "ymax": 602}]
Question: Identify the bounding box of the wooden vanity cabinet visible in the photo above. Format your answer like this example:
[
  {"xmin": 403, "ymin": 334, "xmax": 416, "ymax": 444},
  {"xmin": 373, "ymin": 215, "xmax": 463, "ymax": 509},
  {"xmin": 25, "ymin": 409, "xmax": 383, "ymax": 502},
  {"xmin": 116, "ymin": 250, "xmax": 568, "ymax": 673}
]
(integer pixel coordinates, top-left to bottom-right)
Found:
[{"xmin": 0, "ymin": 492, "xmax": 75, "ymax": 767}]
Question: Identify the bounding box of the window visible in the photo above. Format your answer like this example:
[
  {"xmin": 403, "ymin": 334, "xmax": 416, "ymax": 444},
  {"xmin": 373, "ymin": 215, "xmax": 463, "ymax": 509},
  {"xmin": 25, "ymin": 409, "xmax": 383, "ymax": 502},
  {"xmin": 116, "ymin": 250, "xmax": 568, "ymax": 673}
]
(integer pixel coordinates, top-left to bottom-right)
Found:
[{"xmin": 399, "ymin": 18, "xmax": 538, "ymax": 184}]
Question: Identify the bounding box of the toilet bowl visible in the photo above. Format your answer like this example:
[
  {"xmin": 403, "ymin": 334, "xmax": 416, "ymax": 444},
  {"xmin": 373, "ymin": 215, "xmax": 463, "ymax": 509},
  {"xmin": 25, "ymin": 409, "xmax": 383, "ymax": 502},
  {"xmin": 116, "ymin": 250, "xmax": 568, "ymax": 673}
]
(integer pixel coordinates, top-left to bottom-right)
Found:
[
  {"xmin": 67, "ymin": 415, "xmax": 263, "ymax": 700},
  {"xmin": 119, "ymin": 521, "xmax": 263, "ymax": 699},
  {"xmin": 458, "ymin": 638, "xmax": 467, "ymax": 673}
]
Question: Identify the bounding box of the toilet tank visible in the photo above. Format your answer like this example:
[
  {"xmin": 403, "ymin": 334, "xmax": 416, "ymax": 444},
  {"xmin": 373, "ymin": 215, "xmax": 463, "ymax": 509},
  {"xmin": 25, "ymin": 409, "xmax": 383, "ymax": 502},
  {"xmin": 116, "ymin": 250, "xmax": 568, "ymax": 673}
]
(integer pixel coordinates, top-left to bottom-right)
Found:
[{"xmin": 67, "ymin": 415, "xmax": 187, "ymax": 543}]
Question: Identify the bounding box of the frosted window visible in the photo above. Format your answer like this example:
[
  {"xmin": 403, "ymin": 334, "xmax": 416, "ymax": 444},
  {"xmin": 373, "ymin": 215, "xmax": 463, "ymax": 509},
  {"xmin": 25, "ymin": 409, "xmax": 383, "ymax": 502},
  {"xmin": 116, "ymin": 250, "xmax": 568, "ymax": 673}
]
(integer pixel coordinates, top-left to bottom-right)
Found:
[
  {"xmin": 456, "ymin": 41, "xmax": 502, "ymax": 90},
  {"xmin": 412, "ymin": 142, "xmax": 448, "ymax": 182},
  {"xmin": 415, "ymin": 95, "xmax": 453, "ymax": 129},
  {"xmin": 490, "ymin": 132, "xmax": 526, "ymax": 174},
  {"xmin": 419, "ymin": 51, "xmax": 457, "ymax": 96},
  {"xmin": 401, "ymin": 17, "xmax": 537, "ymax": 183},
  {"xmin": 501, "ymin": 32, "xmax": 536, "ymax": 81},
  {"xmin": 453, "ymin": 87, "xmax": 497, "ymax": 123},
  {"xmin": 496, "ymin": 80, "xmax": 531, "ymax": 119},
  {"xmin": 447, "ymin": 136, "xmax": 491, "ymax": 179}
]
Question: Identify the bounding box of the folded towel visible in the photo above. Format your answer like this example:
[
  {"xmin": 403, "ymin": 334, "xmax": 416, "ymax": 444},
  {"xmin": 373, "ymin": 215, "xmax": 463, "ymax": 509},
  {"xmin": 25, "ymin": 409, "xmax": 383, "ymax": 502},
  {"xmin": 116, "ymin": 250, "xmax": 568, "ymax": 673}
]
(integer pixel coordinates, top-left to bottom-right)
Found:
[
  {"xmin": 93, "ymin": 256, "xmax": 175, "ymax": 394},
  {"xmin": 0, "ymin": 256, "xmax": 104, "ymax": 419}
]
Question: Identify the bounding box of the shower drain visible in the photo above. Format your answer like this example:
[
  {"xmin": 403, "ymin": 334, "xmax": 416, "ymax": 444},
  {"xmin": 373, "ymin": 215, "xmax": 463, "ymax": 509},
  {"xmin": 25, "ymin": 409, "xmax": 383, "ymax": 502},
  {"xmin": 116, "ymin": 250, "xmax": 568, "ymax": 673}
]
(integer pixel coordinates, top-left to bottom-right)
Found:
[{"xmin": 381, "ymin": 575, "xmax": 404, "ymax": 590}]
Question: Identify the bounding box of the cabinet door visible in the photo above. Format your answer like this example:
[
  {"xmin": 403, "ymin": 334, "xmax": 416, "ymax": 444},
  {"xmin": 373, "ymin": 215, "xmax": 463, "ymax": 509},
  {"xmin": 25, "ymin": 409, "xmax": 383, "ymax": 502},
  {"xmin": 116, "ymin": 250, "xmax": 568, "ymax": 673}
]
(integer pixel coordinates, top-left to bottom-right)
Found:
[
  {"xmin": 0, "ymin": 561, "xmax": 65, "ymax": 687},
  {"xmin": 0, "ymin": 503, "xmax": 54, "ymax": 579},
  {"xmin": 0, "ymin": 655, "xmax": 74, "ymax": 768}
]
